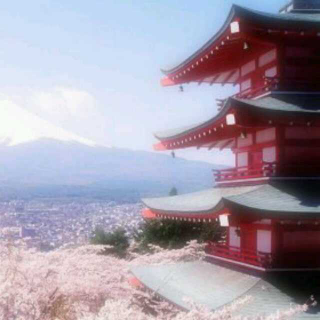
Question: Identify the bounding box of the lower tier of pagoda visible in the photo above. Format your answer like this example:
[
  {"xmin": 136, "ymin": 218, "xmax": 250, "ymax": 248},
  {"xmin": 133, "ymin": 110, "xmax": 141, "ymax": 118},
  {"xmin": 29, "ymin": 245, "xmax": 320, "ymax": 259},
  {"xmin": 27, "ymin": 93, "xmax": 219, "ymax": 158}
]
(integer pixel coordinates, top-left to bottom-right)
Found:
[
  {"xmin": 142, "ymin": 180, "xmax": 320, "ymax": 271},
  {"xmin": 130, "ymin": 261, "xmax": 320, "ymax": 318}
]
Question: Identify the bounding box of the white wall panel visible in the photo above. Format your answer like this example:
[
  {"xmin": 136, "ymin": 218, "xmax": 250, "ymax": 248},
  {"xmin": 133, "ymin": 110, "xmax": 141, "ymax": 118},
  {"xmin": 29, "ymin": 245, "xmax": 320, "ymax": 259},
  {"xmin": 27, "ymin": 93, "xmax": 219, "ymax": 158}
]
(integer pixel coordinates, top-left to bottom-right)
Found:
[
  {"xmin": 257, "ymin": 230, "xmax": 272, "ymax": 253},
  {"xmin": 229, "ymin": 227, "xmax": 240, "ymax": 248},
  {"xmin": 263, "ymin": 146, "xmax": 276, "ymax": 163}
]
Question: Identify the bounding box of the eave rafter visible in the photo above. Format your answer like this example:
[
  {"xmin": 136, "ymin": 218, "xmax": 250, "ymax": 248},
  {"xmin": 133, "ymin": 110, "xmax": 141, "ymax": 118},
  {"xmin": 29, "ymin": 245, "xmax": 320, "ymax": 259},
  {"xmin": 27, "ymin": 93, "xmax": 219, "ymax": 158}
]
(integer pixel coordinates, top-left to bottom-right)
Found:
[
  {"xmin": 161, "ymin": 36, "xmax": 244, "ymax": 87},
  {"xmin": 219, "ymin": 139, "xmax": 235, "ymax": 151},
  {"xmin": 153, "ymin": 109, "xmax": 238, "ymax": 151},
  {"xmin": 147, "ymin": 207, "xmax": 230, "ymax": 222}
]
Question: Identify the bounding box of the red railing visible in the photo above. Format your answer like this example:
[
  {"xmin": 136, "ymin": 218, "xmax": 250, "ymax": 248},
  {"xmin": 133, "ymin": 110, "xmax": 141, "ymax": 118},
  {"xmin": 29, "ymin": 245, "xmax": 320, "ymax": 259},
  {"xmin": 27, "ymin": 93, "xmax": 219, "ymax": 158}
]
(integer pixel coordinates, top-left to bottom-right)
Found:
[
  {"xmin": 235, "ymin": 84, "xmax": 271, "ymax": 99},
  {"xmin": 264, "ymin": 76, "xmax": 320, "ymax": 91},
  {"xmin": 217, "ymin": 84, "xmax": 271, "ymax": 111},
  {"xmin": 206, "ymin": 242, "xmax": 273, "ymax": 268},
  {"xmin": 206, "ymin": 243, "xmax": 320, "ymax": 269},
  {"xmin": 213, "ymin": 162, "xmax": 320, "ymax": 183},
  {"xmin": 218, "ymin": 77, "xmax": 320, "ymax": 110},
  {"xmin": 213, "ymin": 163, "xmax": 276, "ymax": 182}
]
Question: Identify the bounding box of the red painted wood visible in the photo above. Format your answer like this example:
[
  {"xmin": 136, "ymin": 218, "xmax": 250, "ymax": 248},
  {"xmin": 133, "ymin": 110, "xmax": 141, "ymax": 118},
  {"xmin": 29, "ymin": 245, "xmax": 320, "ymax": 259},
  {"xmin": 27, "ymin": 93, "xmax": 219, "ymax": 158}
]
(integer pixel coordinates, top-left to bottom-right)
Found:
[
  {"xmin": 241, "ymin": 226, "xmax": 257, "ymax": 253},
  {"xmin": 206, "ymin": 242, "xmax": 272, "ymax": 268},
  {"xmin": 142, "ymin": 208, "xmax": 157, "ymax": 220},
  {"xmin": 143, "ymin": 207, "xmax": 230, "ymax": 221}
]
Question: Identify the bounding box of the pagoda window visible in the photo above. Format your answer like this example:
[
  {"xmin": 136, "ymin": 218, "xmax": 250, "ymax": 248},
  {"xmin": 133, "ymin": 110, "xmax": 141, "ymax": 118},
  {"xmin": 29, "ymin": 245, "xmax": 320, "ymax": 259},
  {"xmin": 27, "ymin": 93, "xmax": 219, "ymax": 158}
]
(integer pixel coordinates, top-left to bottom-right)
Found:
[
  {"xmin": 237, "ymin": 152, "xmax": 248, "ymax": 167},
  {"xmin": 229, "ymin": 227, "xmax": 240, "ymax": 249},
  {"xmin": 259, "ymin": 49, "xmax": 277, "ymax": 68},
  {"xmin": 257, "ymin": 230, "xmax": 272, "ymax": 253},
  {"xmin": 256, "ymin": 128, "xmax": 276, "ymax": 144},
  {"xmin": 263, "ymin": 146, "xmax": 276, "ymax": 163},
  {"xmin": 241, "ymin": 60, "xmax": 256, "ymax": 77}
]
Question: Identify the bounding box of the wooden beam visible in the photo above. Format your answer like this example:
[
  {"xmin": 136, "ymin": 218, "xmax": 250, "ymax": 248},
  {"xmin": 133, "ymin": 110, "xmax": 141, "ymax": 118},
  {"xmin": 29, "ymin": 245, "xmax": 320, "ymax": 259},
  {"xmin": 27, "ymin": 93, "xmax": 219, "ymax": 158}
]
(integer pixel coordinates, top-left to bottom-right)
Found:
[
  {"xmin": 219, "ymin": 139, "xmax": 235, "ymax": 151},
  {"xmin": 209, "ymin": 141, "xmax": 221, "ymax": 150},
  {"xmin": 222, "ymin": 69, "xmax": 239, "ymax": 85}
]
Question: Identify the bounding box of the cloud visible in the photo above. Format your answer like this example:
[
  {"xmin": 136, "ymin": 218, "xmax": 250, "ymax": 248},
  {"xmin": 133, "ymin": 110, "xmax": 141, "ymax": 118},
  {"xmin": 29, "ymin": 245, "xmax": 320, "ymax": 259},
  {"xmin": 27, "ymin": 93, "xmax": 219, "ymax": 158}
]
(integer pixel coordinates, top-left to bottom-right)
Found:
[
  {"xmin": 31, "ymin": 87, "xmax": 97, "ymax": 119},
  {"xmin": 0, "ymin": 86, "xmax": 111, "ymax": 146}
]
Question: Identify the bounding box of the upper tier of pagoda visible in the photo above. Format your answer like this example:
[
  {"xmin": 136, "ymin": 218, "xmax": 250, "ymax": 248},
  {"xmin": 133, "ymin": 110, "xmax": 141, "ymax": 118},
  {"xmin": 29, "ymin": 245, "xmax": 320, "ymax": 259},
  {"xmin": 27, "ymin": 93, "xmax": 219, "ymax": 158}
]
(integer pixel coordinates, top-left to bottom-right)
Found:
[
  {"xmin": 154, "ymin": 93, "xmax": 320, "ymax": 151},
  {"xmin": 161, "ymin": 4, "xmax": 320, "ymax": 89}
]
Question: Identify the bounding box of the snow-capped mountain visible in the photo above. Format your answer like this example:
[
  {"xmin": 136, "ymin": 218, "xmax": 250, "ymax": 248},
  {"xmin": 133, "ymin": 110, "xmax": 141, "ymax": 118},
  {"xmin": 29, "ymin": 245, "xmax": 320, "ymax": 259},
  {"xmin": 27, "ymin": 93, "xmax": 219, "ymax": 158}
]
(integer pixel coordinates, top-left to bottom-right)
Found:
[
  {"xmin": 0, "ymin": 99, "xmax": 97, "ymax": 147},
  {"xmin": 0, "ymin": 101, "xmax": 220, "ymax": 199}
]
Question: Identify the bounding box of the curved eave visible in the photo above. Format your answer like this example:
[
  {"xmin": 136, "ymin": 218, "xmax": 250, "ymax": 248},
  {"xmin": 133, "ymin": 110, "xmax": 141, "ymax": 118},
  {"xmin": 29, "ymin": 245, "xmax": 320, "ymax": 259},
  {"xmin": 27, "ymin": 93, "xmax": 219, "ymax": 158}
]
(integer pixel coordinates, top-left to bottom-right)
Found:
[
  {"xmin": 162, "ymin": 4, "xmax": 320, "ymax": 79},
  {"xmin": 154, "ymin": 102, "xmax": 233, "ymax": 141},
  {"xmin": 161, "ymin": 5, "xmax": 238, "ymax": 76},
  {"xmin": 153, "ymin": 93, "xmax": 320, "ymax": 151},
  {"xmin": 142, "ymin": 186, "xmax": 259, "ymax": 218},
  {"xmin": 153, "ymin": 101, "xmax": 237, "ymax": 151}
]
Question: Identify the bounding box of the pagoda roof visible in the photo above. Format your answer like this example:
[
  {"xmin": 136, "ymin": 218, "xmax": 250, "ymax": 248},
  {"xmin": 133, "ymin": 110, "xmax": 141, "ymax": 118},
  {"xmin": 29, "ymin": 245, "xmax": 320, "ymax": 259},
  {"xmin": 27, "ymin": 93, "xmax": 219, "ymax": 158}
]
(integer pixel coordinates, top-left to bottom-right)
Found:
[
  {"xmin": 131, "ymin": 261, "xmax": 320, "ymax": 318},
  {"xmin": 143, "ymin": 180, "xmax": 320, "ymax": 219},
  {"xmin": 225, "ymin": 180, "xmax": 320, "ymax": 218},
  {"xmin": 163, "ymin": 5, "xmax": 320, "ymax": 77},
  {"xmin": 142, "ymin": 186, "xmax": 259, "ymax": 217},
  {"xmin": 155, "ymin": 93, "xmax": 320, "ymax": 142}
]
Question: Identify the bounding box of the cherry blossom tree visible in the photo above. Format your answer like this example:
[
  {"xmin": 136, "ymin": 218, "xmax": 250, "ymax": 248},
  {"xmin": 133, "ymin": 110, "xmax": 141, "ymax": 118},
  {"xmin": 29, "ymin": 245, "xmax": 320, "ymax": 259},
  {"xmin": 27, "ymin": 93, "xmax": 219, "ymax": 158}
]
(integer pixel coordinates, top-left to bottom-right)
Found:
[{"xmin": 0, "ymin": 240, "xmax": 308, "ymax": 320}]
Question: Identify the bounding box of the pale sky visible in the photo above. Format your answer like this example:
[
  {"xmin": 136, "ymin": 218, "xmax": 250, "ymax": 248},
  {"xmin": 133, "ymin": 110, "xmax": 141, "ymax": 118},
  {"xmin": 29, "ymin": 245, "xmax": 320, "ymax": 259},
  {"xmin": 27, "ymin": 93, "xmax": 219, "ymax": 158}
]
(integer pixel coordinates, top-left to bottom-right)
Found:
[{"xmin": 0, "ymin": 0, "xmax": 287, "ymax": 166}]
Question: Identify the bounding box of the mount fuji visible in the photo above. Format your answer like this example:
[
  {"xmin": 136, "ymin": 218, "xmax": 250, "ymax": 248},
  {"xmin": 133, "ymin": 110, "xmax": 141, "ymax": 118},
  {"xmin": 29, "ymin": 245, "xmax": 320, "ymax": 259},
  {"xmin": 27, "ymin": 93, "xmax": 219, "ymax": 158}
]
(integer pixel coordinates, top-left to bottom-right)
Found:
[
  {"xmin": 0, "ymin": 99, "xmax": 97, "ymax": 147},
  {"xmin": 0, "ymin": 100, "xmax": 219, "ymax": 200}
]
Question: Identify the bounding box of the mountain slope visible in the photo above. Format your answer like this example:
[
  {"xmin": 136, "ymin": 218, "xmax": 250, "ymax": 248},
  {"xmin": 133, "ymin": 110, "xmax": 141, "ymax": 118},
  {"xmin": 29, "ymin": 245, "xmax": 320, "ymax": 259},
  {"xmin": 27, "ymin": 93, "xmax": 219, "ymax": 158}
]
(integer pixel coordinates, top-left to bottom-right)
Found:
[
  {"xmin": 0, "ymin": 101, "xmax": 225, "ymax": 200},
  {"xmin": 0, "ymin": 138, "xmax": 224, "ymax": 199}
]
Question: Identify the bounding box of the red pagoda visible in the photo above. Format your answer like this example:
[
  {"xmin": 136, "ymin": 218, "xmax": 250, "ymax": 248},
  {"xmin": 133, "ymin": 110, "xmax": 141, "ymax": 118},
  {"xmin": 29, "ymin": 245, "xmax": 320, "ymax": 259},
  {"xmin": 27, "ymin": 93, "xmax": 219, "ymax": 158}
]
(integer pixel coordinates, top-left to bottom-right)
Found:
[{"xmin": 132, "ymin": 1, "xmax": 320, "ymax": 317}]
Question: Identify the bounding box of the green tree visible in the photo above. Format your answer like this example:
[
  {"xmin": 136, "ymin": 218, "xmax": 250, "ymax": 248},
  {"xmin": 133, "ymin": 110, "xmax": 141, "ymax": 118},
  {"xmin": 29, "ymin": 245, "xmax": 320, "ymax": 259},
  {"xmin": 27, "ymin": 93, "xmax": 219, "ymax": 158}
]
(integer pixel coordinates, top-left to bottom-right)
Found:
[
  {"xmin": 90, "ymin": 227, "xmax": 129, "ymax": 258},
  {"xmin": 134, "ymin": 219, "xmax": 224, "ymax": 252},
  {"xmin": 168, "ymin": 187, "xmax": 178, "ymax": 196}
]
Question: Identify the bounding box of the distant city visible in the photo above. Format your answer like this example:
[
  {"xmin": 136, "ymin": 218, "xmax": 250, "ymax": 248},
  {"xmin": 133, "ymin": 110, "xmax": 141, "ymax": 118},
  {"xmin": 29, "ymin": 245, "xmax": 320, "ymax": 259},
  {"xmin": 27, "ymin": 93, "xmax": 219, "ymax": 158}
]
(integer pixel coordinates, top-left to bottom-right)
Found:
[{"xmin": 0, "ymin": 199, "xmax": 144, "ymax": 250}]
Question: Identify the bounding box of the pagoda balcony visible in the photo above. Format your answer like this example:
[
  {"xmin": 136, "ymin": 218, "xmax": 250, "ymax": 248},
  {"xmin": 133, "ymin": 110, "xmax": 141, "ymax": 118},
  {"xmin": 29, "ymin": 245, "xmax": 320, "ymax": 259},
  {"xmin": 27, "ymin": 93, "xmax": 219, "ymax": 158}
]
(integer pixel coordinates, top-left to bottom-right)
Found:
[
  {"xmin": 206, "ymin": 242, "xmax": 320, "ymax": 270},
  {"xmin": 206, "ymin": 242, "xmax": 273, "ymax": 269},
  {"xmin": 264, "ymin": 76, "xmax": 320, "ymax": 93},
  {"xmin": 235, "ymin": 84, "xmax": 271, "ymax": 100},
  {"xmin": 214, "ymin": 163, "xmax": 320, "ymax": 184},
  {"xmin": 230, "ymin": 77, "xmax": 320, "ymax": 102},
  {"xmin": 213, "ymin": 164, "xmax": 276, "ymax": 184}
]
